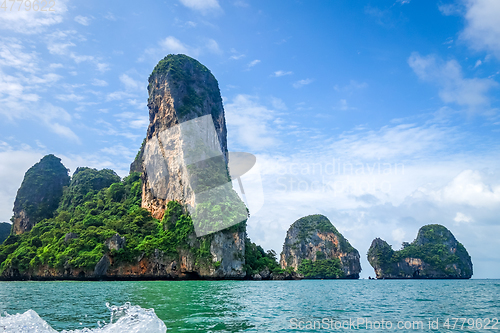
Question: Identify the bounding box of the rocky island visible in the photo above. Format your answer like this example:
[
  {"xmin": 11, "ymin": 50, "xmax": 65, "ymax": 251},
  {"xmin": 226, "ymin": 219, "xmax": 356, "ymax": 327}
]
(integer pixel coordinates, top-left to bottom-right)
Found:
[
  {"xmin": 0, "ymin": 54, "xmax": 271, "ymax": 281},
  {"xmin": 280, "ymin": 214, "xmax": 361, "ymax": 279},
  {"xmin": 367, "ymin": 224, "xmax": 473, "ymax": 279}
]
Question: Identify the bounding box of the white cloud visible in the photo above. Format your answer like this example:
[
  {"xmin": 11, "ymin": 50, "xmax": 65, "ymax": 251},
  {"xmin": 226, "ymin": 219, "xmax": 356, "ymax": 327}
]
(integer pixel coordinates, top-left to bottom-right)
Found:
[
  {"xmin": 104, "ymin": 74, "xmax": 145, "ymax": 103},
  {"xmin": 206, "ymin": 39, "xmax": 222, "ymax": 54},
  {"xmin": 334, "ymin": 80, "xmax": 368, "ymax": 93},
  {"xmin": 230, "ymin": 54, "xmax": 245, "ymax": 60},
  {"xmin": 392, "ymin": 228, "xmax": 406, "ymax": 244},
  {"xmin": 96, "ymin": 63, "xmax": 110, "ymax": 72},
  {"xmin": 225, "ymin": 95, "xmax": 280, "ymax": 151},
  {"xmin": 120, "ymin": 74, "xmax": 142, "ymax": 91},
  {"xmin": 293, "ymin": 78, "xmax": 314, "ymax": 89},
  {"xmin": 45, "ymin": 30, "xmax": 107, "ymax": 68},
  {"xmin": 100, "ymin": 145, "xmax": 136, "ymax": 160},
  {"xmin": 229, "ymin": 49, "xmax": 245, "ymax": 60},
  {"xmin": 271, "ymin": 97, "xmax": 287, "ymax": 111},
  {"xmin": 416, "ymin": 170, "xmax": 500, "ymax": 208},
  {"xmin": 49, "ymin": 122, "xmax": 80, "ymax": 143},
  {"xmin": 0, "ymin": 46, "xmax": 79, "ymax": 143},
  {"xmin": 0, "ymin": 0, "xmax": 68, "ymax": 34},
  {"xmin": 74, "ymin": 15, "xmax": 91, "ymax": 26},
  {"xmin": 0, "ymin": 39, "xmax": 39, "ymax": 73},
  {"xmin": 330, "ymin": 122, "xmax": 455, "ymax": 160},
  {"xmin": 272, "ymin": 70, "xmax": 293, "ymax": 77},
  {"xmin": 141, "ymin": 36, "xmax": 224, "ymax": 61},
  {"xmin": 234, "ymin": 0, "xmax": 249, "ymax": 7},
  {"xmin": 461, "ymin": 0, "xmax": 500, "ymax": 59},
  {"xmin": 92, "ymin": 79, "xmax": 108, "ymax": 87},
  {"xmin": 56, "ymin": 94, "xmax": 84, "ymax": 102},
  {"xmin": 408, "ymin": 52, "xmax": 498, "ymax": 110},
  {"xmin": 179, "ymin": 0, "xmax": 221, "ymax": 13},
  {"xmin": 140, "ymin": 36, "xmax": 197, "ymax": 60},
  {"xmin": 454, "ymin": 212, "xmax": 474, "ymax": 224},
  {"xmin": 49, "ymin": 63, "xmax": 64, "ymax": 69},
  {"xmin": 104, "ymin": 12, "xmax": 116, "ymax": 21},
  {"xmin": 335, "ymin": 99, "xmax": 356, "ymax": 111},
  {"xmin": 106, "ymin": 91, "xmax": 134, "ymax": 102},
  {"xmin": 439, "ymin": 3, "xmax": 463, "ymax": 16},
  {"xmin": 247, "ymin": 59, "xmax": 261, "ymax": 68},
  {"xmin": 115, "ymin": 112, "xmax": 149, "ymax": 130},
  {"xmin": 159, "ymin": 36, "xmax": 190, "ymax": 54}
]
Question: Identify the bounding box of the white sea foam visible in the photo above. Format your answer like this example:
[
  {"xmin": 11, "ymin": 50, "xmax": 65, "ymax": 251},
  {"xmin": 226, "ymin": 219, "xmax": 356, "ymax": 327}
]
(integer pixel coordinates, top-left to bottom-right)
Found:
[{"xmin": 0, "ymin": 303, "xmax": 167, "ymax": 333}]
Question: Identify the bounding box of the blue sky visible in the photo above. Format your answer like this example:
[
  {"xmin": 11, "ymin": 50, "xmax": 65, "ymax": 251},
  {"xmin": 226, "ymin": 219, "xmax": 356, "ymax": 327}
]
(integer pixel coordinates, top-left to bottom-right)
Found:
[{"xmin": 0, "ymin": 0, "xmax": 499, "ymax": 278}]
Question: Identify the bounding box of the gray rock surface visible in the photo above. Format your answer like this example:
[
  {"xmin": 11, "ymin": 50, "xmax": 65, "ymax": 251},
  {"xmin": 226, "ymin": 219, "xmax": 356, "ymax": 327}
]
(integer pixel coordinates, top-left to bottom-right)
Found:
[
  {"xmin": 94, "ymin": 255, "xmax": 110, "ymax": 276},
  {"xmin": 105, "ymin": 234, "xmax": 126, "ymax": 251},
  {"xmin": 64, "ymin": 233, "xmax": 79, "ymax": 242}
]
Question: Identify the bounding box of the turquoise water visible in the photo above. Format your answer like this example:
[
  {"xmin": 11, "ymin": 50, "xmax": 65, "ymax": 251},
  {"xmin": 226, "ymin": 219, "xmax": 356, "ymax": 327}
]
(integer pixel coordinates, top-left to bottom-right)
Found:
[{"xmin": 0, "ymin": 280, "xmax": 499, "ymax": 332}]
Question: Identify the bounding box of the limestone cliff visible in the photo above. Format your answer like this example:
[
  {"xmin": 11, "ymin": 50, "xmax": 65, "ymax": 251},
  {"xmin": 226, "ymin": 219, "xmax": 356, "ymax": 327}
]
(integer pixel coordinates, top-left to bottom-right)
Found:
[
  {"xmin": 132, "ymin": 54, "xmax": 228, "ymax": 220},
  {"xmin": 129, "ymin": 54, "xmax": 246, "ymax": 278},
  {"xmin": 367, "ymin": 224, "xmax": 473, "ymax": 279},
  {"xmin": 280, "ymin": 215, "xmax": 361, "ymax": 279},
  {"xmin": 0, "ymin": 222, "xmax": 10, "ymax": 244},
  {"xmin": 12, "ymin": 155, "xmax": 70, "ymax": 235}
]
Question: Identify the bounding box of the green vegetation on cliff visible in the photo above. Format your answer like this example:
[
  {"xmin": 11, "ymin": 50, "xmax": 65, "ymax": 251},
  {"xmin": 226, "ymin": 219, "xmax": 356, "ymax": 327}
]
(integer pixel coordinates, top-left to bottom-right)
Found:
[
  {"xmin": 0, "ymin": 167, "xmax": 244, "ymax": 276},
  {"xmin": 149, "ymin": 54, "xmax": 211, "ymax": 83},
  {"xmin": 298, "ymin": 258, "xmax": 345, "ymax": 279},
  {"xmin": 148, "ymin": 54, "xmax": 223, "ymax": 120},
  {"xmin": 59, "ymin": 167, "xmax": 121, "ymax": 211},
  {"xmin": 12, "ymin": 154, "xmax": 70, "ymax": 229},
  {"xmin": 244, "ymin": 238, "xmax": 280, "ymax": 275},
  {"xmin": 1, "ymin": 172, "xmax": 147, "ymax": 273},
  {"xmin": 0, "ymin": 223, "xmax": 11, "ymax": 244}
]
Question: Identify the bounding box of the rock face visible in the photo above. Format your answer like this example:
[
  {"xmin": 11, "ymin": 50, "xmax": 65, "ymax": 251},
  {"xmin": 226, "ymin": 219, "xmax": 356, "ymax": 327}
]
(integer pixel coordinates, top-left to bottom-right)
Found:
[
  {"xmin": 12, "ymin": 155, "xmax": 70, "ymax": 235},
  {"xmin": 131, "ymin": 54, "xmax": 228, "ymax": 220},
  {"xmin": 280, "ymin": 215, "xmax": 361, "ymax": 278},
  {"xmin": 3, "ymin": 229, "xmax": 246, "ymax": 281},
  {"xmin": 367, "ymin": 224, "xmax": 473, "ymax": 279},
  {"xmin": 0, "ymin": 222, "xmax": 11, "ymax": 244},
  {"xmin": 128, "ymin": 54, "xmax": 245, "ymax": 279}
]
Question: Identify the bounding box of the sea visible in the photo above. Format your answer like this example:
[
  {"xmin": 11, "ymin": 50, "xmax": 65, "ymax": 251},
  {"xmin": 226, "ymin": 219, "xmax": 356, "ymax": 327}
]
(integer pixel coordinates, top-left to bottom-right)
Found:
[{"xmin": 0, "ymin": 279, "xmax": 498, "ymax": 332}]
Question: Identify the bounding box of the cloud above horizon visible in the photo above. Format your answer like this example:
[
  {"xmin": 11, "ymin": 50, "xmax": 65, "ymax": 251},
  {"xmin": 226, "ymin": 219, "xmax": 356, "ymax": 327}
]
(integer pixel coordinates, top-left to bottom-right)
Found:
[
  {"xmin": 460, "ymin": 0, "xmax": 500, "ymax": 59},
  {"xmin": 408, "ymin": 52, "xmax": 498, "ymax": 111}
]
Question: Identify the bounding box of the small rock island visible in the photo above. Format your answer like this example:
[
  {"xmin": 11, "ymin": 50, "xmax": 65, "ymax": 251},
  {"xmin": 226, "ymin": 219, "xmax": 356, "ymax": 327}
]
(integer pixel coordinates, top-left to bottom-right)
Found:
[
  {"xmin": 367, "ymin": 224, "xmax": 473, "ymax": 279},
  {"xmin": 280, "ymin": 214, "xmax": 361, "ymax": 279}
]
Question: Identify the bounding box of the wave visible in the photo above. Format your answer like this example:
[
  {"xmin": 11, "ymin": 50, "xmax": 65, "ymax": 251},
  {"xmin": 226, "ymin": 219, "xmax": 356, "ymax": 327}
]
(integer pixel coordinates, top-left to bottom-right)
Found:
[{"xmin": 0, "ymin": 303, "xmax": 167, "ymax": 333}]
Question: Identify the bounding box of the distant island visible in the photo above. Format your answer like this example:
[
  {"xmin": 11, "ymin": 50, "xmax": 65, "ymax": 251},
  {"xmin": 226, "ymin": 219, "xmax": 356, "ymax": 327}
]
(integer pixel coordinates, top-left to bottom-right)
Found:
[
  {"xmin": 367, "ymin": 224, "xmax": 473, "ymax": 279},
  {"xmin": 279, "ymin": 214, "xmax": 361, "ymax": 279}
]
